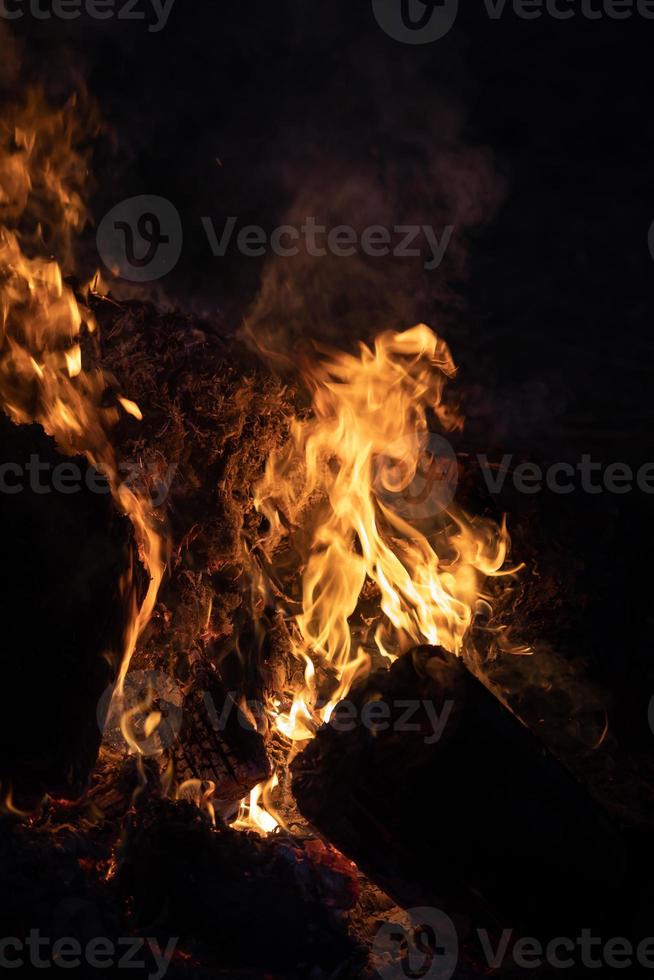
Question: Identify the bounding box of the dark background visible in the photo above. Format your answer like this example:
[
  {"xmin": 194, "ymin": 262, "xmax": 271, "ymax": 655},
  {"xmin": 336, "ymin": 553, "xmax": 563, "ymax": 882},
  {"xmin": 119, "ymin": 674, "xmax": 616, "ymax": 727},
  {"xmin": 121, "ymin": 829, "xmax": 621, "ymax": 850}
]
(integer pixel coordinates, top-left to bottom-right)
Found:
[{"xmin": 8, "ymin": 3, "xmax": 654, "ymax": 762}]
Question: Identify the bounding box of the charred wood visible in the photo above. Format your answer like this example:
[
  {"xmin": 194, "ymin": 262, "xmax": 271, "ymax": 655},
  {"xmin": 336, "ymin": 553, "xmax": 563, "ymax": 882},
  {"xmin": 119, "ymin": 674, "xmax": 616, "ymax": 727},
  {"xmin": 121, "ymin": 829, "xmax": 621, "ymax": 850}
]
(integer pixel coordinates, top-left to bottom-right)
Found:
[
  {"xmin": 292, "ymin": 645, "xmax": 630, "ymax": 937},
  {"xmin": 171, "ymin": 667, "xmax": 270, "ymax": 807}
]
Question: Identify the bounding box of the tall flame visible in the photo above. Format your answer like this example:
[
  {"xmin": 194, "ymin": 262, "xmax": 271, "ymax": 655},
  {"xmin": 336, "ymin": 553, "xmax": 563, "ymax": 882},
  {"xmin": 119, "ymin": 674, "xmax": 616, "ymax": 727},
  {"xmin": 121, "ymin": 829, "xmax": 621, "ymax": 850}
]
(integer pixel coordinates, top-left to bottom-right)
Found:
[
  {"xmin": 250, "ymin": 325, "xmax": 514, "ymax": 747},
  {"xmin": 0, "ymin": 90, "xmax": 164, "ymax": 780}
]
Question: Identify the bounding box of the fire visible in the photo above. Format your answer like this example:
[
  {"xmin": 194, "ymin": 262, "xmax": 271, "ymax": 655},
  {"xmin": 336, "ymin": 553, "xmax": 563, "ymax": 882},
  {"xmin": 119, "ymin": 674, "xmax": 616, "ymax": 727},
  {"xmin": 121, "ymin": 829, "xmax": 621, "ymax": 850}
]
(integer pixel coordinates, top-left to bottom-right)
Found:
[
  {"xmin": 0, "ymin": 90, "xmax": 165, "ymax": 794},
  {"xmin": 176, "ymin": 779, "xmax": 217, "ymax": 827},
  {"xmin": 240, "ymin": 325, "xmax": 519, "ymax": 826},
  {"xmin": 233, "ymin": 774, "xmax": 283, "ymax": 834},
  {"xmin": 0, "ymin": 90, "xmax": 519, "ymax": 831},
  {"xmin": 254, "ymin": 326, "xmax": 513, "ymax": 732}
]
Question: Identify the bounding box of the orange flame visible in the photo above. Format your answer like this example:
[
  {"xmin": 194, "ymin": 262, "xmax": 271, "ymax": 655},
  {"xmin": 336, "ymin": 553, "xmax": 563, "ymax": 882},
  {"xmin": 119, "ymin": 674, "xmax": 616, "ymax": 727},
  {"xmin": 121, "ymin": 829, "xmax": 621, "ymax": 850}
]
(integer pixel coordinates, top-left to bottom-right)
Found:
[{"xmin": 0, "ymin": 92, "xmax": 165, "ymax": 746}]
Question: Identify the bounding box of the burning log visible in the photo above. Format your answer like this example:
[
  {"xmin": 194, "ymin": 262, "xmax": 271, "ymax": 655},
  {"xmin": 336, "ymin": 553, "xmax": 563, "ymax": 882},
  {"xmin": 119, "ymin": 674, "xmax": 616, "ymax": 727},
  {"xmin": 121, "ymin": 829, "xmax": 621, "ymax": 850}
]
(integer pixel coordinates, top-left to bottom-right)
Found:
[
  {"xmin": 0, "ymin": 414, "xmax": 135, "ymax": 809},
  {"xmin": 116, "ymin": 796, "xmax": 363, "ymax": 975},
  {"xmin": 292, "ymin": 646, "xmax": 629, "ymax": 936}
]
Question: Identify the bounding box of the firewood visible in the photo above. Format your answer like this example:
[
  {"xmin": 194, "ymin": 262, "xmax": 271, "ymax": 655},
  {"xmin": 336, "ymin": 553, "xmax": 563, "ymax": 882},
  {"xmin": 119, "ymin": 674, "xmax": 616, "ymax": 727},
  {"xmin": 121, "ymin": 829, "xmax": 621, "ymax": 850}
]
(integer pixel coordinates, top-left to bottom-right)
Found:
[
  {"xmin": 292, "ymin": 645, "xmax": 630, "ymax": 936},
  {"xmin": 171, "ymin": 667, "xmax": 270, "ymax": 807}
]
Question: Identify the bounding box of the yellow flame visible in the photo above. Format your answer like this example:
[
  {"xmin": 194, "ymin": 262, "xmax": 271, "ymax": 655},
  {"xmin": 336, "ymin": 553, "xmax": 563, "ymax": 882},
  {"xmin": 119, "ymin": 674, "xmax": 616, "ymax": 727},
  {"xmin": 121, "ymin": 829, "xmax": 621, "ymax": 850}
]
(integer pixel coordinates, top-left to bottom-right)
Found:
[
  {"xmin": 255, "ymin": 326, "xmax": 511, "ymax": 722},
  {"xmin": 65, "ymin": 344, "xmax": 82, "ymax": 378},
  {"xmin": 233, "ymin": 774, "xmax": 283, "ymax": 835},
  {"xmin": 118, "ymin": 396, "xmax": 143, "ymax": 421},
  {"xmin": 143, "ymin": 711, "xmax": 162, "ymax": 739}
]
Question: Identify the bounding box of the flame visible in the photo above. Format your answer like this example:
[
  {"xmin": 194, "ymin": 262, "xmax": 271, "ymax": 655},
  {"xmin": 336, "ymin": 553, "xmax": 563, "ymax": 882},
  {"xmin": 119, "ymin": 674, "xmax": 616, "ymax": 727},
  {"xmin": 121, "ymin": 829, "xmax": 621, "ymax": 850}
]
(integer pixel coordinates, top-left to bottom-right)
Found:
[
  {"xmin": 254, "ymin": 326, "xmax": 513, "ymax": 731},
  {"xmin": 176, "ymin": 779, "xmax": 217, "ymax": 827},
  {"xmin": 239, "ymin": 325, "xmax": 519, "ymax": 823},
  {"xmin": 0, "ymin": 91, "xmax": 165, "ymax": 763},
  {"xmin": 118, "ymin": 396, "xmax": 143, "ymax": 421},
  {"xmin": 0, "ymin": 782, "xmax": 38, "ymax": 818},
  {"xmin": 233, "ymin": 774, "xmax": 283, "ymax": 835}
]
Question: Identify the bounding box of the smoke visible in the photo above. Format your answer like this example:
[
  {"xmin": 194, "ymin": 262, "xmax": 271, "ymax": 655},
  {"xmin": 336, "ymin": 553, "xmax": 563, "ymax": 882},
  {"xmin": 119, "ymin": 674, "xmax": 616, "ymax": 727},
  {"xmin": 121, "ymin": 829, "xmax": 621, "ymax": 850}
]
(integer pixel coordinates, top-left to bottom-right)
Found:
[
  {"xmin": 0, "ymin": 9, "xmax": 506, "ymax": 353},
  {"xmin": 242, "ymin": 131, "xmax": 504, "ymax": 358},
  {"xmin": 241, "ymin": 26, "xmax": 506, "ymax": 358}
]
